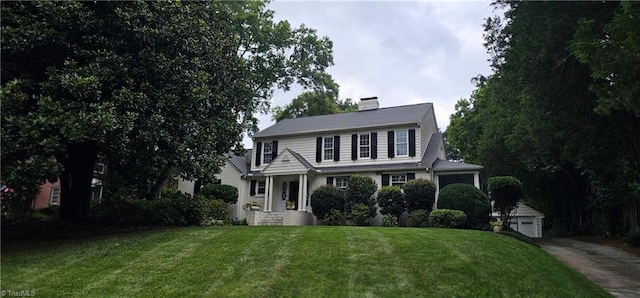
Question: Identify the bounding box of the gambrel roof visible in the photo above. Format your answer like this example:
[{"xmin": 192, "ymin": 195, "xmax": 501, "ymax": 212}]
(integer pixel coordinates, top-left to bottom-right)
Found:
[{"xmin": 253, "ymin": 103, "xmax": 434, "ymax": 138}]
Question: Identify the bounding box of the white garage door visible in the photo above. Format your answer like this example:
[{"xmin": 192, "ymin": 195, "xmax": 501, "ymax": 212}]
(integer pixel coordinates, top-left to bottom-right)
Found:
[{"xmin": 518, "ymin": 218, "xmax": 536, "ymax": 238}]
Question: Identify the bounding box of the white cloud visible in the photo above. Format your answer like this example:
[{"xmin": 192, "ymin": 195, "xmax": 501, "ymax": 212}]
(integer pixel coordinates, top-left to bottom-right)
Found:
[{"xmin": 243, "ymin": 0, "xmax": 498, "ymax": 147}]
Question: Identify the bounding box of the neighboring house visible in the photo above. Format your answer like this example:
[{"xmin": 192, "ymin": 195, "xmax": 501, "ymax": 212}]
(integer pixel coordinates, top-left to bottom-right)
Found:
[
  {"xmin": 491, "ymin": 203, "xmax": 545, "ymax": 238},
  {"xmin": 239, "ymin": 97, "xmax": 483, "ymax": 225},
  {"xmin": 178, "ymin": 150, "xmax": 252, "ymax": 195},
  {"xmin": 31, "ymin": 156, "xmax": 106, "ymax": 209}
]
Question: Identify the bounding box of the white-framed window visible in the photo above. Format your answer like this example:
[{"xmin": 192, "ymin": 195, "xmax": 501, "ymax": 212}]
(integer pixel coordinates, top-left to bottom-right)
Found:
[
  {"xmin": 262, "ymin": 142, "xmax": 273, "ymax": 164},
  {"xmin": 395, "ymin": 130, "xmax": 408, "ymax": 156},
  {"xmin": 323, "ymin": 137, "xmax": 334, "ymax": 160},
  {"xmin": 359, "ymin": 133, "xmax": 370, "ymax": 158},
  {"xmin": 94, "ymin": 156, "xmax": 105, "ymax": 174},
  {"xmin": 391, "ymin": 174, "xmax": 407, "ymax": 188},
  {"xmin": 50, "ymin": 186, "xmax": 60, "ymax": 205},
  {"xmin": 257, "ymin": 181, "xmax": 266, "ymax": 195},
  {"xmin": 335, "ymin": 177, "xmax": 349, "ymax": 189}
]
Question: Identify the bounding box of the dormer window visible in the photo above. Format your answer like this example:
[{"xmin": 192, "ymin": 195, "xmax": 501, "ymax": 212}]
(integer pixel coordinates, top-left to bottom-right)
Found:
[{"xmin": 263, "ymin": 142, "xmax": 273, "ymax": 164}]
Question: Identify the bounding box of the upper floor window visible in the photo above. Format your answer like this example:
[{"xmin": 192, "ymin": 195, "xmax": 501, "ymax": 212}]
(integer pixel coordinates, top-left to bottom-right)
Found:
[
  {"xmin": 323, "ymin": 137, "xmax": 334, "ymax": 160},
  {"xmin": 391, "ymin": 174, "xmax": 407, "ymax": 188},
  {"xmin": 263, "ymin": 142, "xmax": 273, "ymax": 164},
  {"xmin": 359, "ymin": 134, "xmax": 370, "ymax": 158},
  {"xmin": 395, "ymin": 130, "xmax": 408, "ymax": 156},
  {"xmin": 335, "ymin": 176, "xmax": 349, "ymax": 189}
]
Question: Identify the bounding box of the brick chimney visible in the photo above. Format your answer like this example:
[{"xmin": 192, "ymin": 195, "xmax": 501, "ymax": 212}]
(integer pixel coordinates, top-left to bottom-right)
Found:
[{"xmin": 358, "ymin": 96, "xmax": 379, "ymax": 111}]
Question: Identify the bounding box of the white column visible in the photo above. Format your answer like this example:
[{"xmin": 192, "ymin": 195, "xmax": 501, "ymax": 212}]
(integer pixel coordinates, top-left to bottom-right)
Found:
[
  {"xmin": 434, "ymin": 174, "xmax": 439, "ymax": 210},
  {"xmin": 297, "ymin": 174, "xmax": 304, "ymax": 211},
  {"xmin": 301, "ymin": 174, "xmax": 308, "ymax": 211},
  {"xmin": 265, "ymin": 176, "xmax": 272, "ymax": 212},
  {"xmin": 474, "ymin": 173, "xmax": 480, "ymax": 189}
]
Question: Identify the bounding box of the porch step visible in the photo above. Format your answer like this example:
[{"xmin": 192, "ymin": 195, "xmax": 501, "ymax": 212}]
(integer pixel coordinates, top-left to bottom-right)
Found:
[{"xmin": 259, "ymin": 213, "xmax": 284, "ymax": 226}]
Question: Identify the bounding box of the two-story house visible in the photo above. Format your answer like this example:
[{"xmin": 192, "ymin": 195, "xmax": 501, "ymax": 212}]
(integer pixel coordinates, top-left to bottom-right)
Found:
[{"xmin": 239, "ymin": 97, "xmax": 483, "ymax": 225}]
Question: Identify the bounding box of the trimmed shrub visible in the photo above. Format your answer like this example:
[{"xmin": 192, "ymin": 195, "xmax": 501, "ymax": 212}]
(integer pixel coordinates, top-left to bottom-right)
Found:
[
  {"xmin": 488, "ymin": 176, "xmax": 523, "ymax": 225},
  {"xmin": 376, "ymin": 186, "xmax": 405, "ymax": 222},
  {"xmin": 429, "ymin": 209, "xmax": 467, "ymax": 228},
  {"xmin": 345, "ymin": 175, "xmax": 378, "ymax": 217},
  {"xmin": 311, "ymin": 185, "xmax": 346, "ymax": 221},
  {"xmin": 437, "ymin": 183, "xmax": 490, "ymax": 229},
  {"xmin": 349, "ymin": 203, "xmax": 371, "ymax": 226},
  {"xmin": 93, "ymin": 189, "xmax": 228, "ymax": 227},
  {"xmin": 404, "ymin": 179, "xmax": 437, "ymax": 213},
  {"xmin": 323, "ymin": 209, "xmax": 345, "ymax": 226},
  {"xmin": 199, "ymin": 183, "xmax": 238, "ymax": 204},
  {"xmin": 381, "ymin": 215, "xmax": 398, "ymax": 227},
  {"xmin": 407, "ymin": 209, "xmax": 430, "ymax": 227}
]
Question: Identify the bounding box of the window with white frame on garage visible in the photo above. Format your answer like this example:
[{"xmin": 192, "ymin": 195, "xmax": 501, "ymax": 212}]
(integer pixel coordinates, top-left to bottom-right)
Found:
[
  {"xmin": 323, "ymin": 137, "xmax": 334, "ymax": 160},
  {"xmin": 359, "ymin": 133, "xmax": 370, "ymax": 158},
  {"xmin": 391, "ymin": 174, "xmax": 407, "ymax": 188}
]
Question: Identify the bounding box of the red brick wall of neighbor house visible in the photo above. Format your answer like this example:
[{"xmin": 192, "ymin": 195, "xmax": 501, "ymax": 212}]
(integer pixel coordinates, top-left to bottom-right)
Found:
[{"xmin": 33, "ymin": 181, "xmax": 60, "ymax": 209}]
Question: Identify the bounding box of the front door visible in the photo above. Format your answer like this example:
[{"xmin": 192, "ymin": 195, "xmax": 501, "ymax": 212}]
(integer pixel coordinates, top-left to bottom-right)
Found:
[{"xmin": 288, "ymin": 181, "xmax": 299, "ymax": 209}]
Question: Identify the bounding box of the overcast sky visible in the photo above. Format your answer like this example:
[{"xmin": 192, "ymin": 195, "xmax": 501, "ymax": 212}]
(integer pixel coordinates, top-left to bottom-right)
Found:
[{"xmin": 244, "ymin": 0, "xmax": 500, "ymax": 147}]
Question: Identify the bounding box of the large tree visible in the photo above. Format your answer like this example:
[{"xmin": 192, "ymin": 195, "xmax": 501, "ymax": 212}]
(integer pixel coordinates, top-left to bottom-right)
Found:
[
  {"xmin": 446, "ymin": 1, "xmax": 640, "ymax": 235},
  {"xmin": 1, "ymin": 1, "xmax": 335, "ymax": 221}
]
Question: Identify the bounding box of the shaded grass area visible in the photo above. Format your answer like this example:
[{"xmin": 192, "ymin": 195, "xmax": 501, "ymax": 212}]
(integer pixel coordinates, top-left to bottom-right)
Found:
[{"xmin": 1, "ymin": 227, "xmax": 609, "ymax": 297}]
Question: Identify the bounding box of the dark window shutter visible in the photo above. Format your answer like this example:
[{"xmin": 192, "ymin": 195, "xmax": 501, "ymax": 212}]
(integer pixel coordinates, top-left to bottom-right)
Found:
[
  {"xmin": 382, "ymin": 174, "xmax": 390, "ymax": 186},
  {"xmin": 272, "ymin": 140, "xmax": 278, "ymax": 159},
  {"xmin": 387, "ymin": 131, "xmax": 395, "ymax": 158},
  {"xmin": 407, "ymin": 173, "xmax": 415, "ymax": 181},
  {"xmin": 255, "ymin": 142, "xmax": 262, "ymax": 166},
  {"xmin": 409, "ymin": 129, "xmax": 416, "ymax": 157},
  {"xmin": 351, "ymin": 134, "xmax": 358, "ymax": 160},
  {"xmin": 316, "ymin": 137, "xmax": 323, "ymax": 163},
  {"xmin": 326, "ymin": 177, "xmax": 334, "ymax": 185},
  {"xmin": 250, "ymin": 180, "xmax": 256, "ymax": 196},
  {"xmin": 334, "ymin": 136, "xmax": 340, "ymax": 161},
  {"xmin": 371, "ymin": 132, "xmax": 378, "ymax": 159}
]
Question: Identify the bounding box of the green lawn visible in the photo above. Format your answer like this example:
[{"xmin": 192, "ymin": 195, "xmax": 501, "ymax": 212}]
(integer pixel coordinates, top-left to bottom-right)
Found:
[{"xmin": 1, "ymin": 226, "xmax": 608, "ymax": 297}]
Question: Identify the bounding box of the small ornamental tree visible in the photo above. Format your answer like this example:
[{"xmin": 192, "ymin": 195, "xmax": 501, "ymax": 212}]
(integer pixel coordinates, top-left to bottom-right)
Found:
[
  {"xmin": 311, "ymin": 185, "xmax": 346, "ymax": 222},
  {"xmin": 199, "ymin": 184, "xmax": 238, "ymax": 204},
  {"xmin": 345, "ymin": 175, "xmax": 378, "ymax": 217},
  {"xmin": 376, "ymin": 186, "xmax": 405, "ymax": 224},
  {"xmin": 437, "ymin": 183, "xmax": 490, "ymax": 229},
  {"xmin": 488, "ymin": 176, "xmax": 523, "ymax": 226},
  {"xmin": 404, "ymin": 179, "xmax": 437, "ymax": 213}
]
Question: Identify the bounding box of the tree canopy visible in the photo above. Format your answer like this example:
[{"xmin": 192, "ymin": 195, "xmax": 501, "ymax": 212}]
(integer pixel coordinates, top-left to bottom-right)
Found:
[
  {"xmin": 1, "ymin": 1, "xmax": 335, "ymax": 221},
  {"xmin": 271, "ymin": 75, "xmax": 357, "ymax": 122},
  {"xmin": 446, "ymin": 1, "xmax": 640, "ymax": 235}
]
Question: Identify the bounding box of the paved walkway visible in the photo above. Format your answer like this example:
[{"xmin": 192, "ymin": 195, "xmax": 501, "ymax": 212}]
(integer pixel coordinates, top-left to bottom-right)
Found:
[{"xmin": 536, "ymin": 238, "xmax": 640, "ymax": 297}]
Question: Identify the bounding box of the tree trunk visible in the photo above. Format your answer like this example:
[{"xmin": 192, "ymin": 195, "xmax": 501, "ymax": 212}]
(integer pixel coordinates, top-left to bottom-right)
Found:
[
  {"xmin": 148, "ymin": 166, "xmax": 172, "ymax": 200},
  {"xmin": 58, "ymin": 141, "xmax": 98, "ymax": 222}
]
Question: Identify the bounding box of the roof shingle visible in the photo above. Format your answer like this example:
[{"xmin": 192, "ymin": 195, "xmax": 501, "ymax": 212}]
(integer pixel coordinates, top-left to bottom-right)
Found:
[{"xmin": 253, "ymin": 103, "xmax": 433, "ymax": 138}]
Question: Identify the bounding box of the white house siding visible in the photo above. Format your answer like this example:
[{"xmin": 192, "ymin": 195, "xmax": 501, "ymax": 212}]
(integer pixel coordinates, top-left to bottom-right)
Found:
[
  {"xmin": 177, "ymin": 178, "xmax": 196, "ymax": 195},
  {"xmin": 216, "ymin": 160, "xmax": 242, "ymax": 188},
  {"xmin": 419, "ymin": 106, "xmax": 439, "ymax": 156},
  {"xmin": 253, "ymin": 124, "xmax": 429, "ymax": 172}
]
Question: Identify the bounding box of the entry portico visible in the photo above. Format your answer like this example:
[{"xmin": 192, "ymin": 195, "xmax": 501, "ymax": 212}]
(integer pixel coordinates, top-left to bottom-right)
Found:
[{"xmin": 259, "ymin": 148, "xmax": 313, "ymax": 212}]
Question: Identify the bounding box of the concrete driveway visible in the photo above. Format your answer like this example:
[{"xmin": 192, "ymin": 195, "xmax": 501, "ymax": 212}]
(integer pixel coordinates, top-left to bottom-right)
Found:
[{"xmin": 536, "ymin": 238, "xmax": 640, "ymax": 297}]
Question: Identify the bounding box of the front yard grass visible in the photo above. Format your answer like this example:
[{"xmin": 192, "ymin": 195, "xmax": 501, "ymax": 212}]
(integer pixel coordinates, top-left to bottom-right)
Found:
[{"xmin": 1, "ymin": 226, "xmax": 608, "ymax": 297}]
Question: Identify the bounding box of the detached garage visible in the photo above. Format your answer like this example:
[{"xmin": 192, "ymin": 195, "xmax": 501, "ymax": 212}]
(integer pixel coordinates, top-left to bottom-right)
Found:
[{"xmin": 492, "ymin": 203, "xmax": 545, "ymax": 238}]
